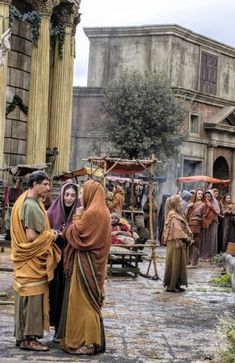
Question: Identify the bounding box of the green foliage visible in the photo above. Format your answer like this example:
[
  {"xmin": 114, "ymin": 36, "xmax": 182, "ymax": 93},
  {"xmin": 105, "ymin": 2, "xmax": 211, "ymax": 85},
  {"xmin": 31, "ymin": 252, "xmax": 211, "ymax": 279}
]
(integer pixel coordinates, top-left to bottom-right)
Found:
[
  {"xmin": 101, "ymin": 69, "xmax": 188, "ymax": 161},
  {"xmin": 211, "ymin": 254, "xmax": 224, "ymax": 266},
  {"xmin": 210, "ymin": 274, "xmax": 231, "ymax": 288},
  {"xmin": 215, "ymin": 315, "xmax": 235, "ymax": 363},
  {"xmin": 221, "ymin": 325, "xmax": 235, "ymax": 363},
  {"xmin": 9, "ymin": 5, "xmax": 41, "ymax": 47},
  {"xmin": 51, "ymin": 24, "xmax": 66, "ymax": 60}
]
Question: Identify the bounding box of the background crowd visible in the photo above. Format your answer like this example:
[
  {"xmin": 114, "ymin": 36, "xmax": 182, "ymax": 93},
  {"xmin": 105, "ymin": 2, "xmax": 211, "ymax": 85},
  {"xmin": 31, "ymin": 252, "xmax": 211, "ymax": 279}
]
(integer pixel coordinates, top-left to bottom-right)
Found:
[{"xmin": 7, "ymin": 173, "xmax": 235, "ymax": 355}]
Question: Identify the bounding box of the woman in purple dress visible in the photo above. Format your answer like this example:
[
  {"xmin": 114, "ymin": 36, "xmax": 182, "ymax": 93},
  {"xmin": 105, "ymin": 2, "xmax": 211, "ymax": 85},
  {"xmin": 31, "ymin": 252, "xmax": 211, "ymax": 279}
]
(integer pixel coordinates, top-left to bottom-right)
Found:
[{"xmin": 47, "ymin": 182, "xmax": 81, "ymax": 339}]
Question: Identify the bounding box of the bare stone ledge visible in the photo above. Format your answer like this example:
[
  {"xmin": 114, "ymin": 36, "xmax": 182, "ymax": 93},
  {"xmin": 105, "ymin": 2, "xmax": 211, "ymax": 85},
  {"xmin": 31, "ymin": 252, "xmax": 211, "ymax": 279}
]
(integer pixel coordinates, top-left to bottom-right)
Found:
[{"xmin": 222, "ymin": 253, "xmax": 235, "ymax": 291}]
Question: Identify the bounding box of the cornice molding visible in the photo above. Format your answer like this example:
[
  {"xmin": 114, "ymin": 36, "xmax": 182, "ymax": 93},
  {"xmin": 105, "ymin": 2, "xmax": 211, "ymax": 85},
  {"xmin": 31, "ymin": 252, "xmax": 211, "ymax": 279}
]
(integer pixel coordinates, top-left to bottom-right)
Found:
[
  {"xmin": 84, "ymin": 24, "xmax": 235, "ymax": 59},
  {"xmin": 173, "ymin": 87, "xmax": 235, "ymax": 108}
]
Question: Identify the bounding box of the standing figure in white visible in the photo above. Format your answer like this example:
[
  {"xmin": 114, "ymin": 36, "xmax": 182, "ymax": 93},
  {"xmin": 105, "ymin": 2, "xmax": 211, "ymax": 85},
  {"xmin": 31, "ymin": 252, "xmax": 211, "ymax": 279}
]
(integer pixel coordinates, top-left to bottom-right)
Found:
[{"xmin": 0, "ymin": 28, "xmax": 11, "ymax": 66}]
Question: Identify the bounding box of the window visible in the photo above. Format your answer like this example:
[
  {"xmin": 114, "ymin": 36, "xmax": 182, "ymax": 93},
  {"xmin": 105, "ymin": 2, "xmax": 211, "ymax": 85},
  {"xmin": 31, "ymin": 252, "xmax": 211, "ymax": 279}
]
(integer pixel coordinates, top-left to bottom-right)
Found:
[
  {"xmin": 183, "ymin": 159, "xmax": 202, "ymax": 176},
  {"xmin": 189, "ymin": 113, "xmax": 200, "ymax": 134},
  {"xmin": 200, "ymin": 51, "xmax": 218, "ymax": 95}
]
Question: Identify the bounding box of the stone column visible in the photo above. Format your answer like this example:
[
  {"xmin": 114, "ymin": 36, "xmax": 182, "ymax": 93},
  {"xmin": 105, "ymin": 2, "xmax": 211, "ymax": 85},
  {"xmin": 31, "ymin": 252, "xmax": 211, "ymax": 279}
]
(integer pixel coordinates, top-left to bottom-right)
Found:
[
  {"xmin": 26, "ymin": 0, "xmax": 60, "ymax": 164},
  {"xmin": 0, "ymin": 0, "xmax": 10, "ymax": 168},
  {"xmin": 231, "ymin": 149, "xmax": 235, "ymax": 199},
  {"xmin": 48, "ymin": 1, "xmax": 80, "ymax": 174},
  {"xmin": 206, "ymin": 145, "xmax": 214, "ymax": 177}
]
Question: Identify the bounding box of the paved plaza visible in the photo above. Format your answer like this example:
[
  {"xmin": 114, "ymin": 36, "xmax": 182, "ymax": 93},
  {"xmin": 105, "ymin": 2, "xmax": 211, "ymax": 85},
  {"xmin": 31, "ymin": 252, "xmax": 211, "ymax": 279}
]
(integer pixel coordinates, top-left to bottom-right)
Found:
[{"xmin": 0, "ymin": 246, "xmax": 234, "ymax": 363}]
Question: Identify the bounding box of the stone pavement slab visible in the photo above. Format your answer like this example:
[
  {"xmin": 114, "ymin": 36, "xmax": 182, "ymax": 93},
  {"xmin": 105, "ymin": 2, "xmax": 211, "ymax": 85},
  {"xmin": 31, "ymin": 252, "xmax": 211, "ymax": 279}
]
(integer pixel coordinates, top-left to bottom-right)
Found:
[{"xmin": 0, "ymin": 247, "xmax": 234, "ymax": 362}]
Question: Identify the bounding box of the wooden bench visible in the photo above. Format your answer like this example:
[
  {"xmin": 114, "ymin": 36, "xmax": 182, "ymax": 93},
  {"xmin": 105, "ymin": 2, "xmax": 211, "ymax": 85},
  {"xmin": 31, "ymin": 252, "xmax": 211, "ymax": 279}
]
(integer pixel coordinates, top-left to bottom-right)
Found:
[
  {"xmin": 108, "ymin": 241, "xmax": 159, "ymax": 280},
  {"xmin": 108, "ymin": 245, "xmax": 147, "ymax": 278}
]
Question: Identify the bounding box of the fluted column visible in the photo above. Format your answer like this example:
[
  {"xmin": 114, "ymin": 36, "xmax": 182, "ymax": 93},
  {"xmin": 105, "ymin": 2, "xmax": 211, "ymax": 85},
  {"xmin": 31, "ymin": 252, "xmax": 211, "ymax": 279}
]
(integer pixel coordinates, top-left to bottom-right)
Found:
[
  {"xmin": 0, "ymin": 0, "xmax": 10, "ymax": 168},
  {"xmin": 26, "ymin": 0, "xmax": 59, "ymax": 164},
  {"xmin": 48, "ymin": 1, "xmax": 80, "ymax": 173},
  {"xmin": 231, "ymin": 150, "xmax": 235, "ymax": 199}
]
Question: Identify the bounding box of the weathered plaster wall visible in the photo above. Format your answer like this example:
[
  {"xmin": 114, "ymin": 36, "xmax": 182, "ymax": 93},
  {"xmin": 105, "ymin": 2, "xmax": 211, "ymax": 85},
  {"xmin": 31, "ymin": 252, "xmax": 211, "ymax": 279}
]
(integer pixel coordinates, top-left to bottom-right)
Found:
[
  {"xmin": 170, "ymin": 36, "xmax": 200, "ymax": 90},
  {"xmin": 85, "ymin": 25, "xmax": 235, "ymax": 102},
  {"xmin": 70, "ymin": 87, "xmax": 104, "ymax": 170}
]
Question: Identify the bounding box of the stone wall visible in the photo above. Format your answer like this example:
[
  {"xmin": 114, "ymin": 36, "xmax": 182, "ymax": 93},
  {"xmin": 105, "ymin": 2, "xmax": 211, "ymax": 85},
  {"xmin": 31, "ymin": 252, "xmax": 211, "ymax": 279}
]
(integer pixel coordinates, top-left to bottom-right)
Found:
[
  {"xmin": 70, "ymin": 87, "xmax": 104, "ymax": 170},
  {"xmin": 5, "ymin": 17, "xmax": 32, "ymax": 166}
]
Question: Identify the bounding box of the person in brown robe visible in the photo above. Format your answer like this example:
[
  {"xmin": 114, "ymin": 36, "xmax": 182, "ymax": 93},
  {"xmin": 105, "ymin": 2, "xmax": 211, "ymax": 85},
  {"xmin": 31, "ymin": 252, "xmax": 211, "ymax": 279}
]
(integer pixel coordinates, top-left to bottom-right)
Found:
[
  {"xmin": 163, "ymin": 195, "xmax": 192, "ymax": 293},
  {"xmin": 58, "ymin": 180, "xmax": 111, "ymax": 356},
  {"xmin": 220, "ymin": 193, "xmax": 235, "ymax": 252},
  {"xmin": 200, "ymin": 189, "xmax": 220, "ymax": 261},
  {"xmin": 212, "ymin": 188, "xmax": 223, "ymax": 253},
  {"xmin": 185, "ymin": 188, "xmax": 207, "ymax": 268},
  {"xmin": 106, "ymin": 184, "xmax": 125, "ymax": 216}
]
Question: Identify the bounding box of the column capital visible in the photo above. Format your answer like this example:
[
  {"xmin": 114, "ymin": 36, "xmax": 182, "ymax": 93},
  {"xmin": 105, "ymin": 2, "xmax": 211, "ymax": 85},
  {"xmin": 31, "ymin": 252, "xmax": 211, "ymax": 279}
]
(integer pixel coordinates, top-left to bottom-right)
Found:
[
  {"xmin": 52, "ymin": 0, "xmax": 80, "ymax": 27},
  {"xmin": 26, "ymin": 0, "xmax": 60, "ymax": 16},
  {"xmin": 0, "ymin": 0, "xmax": 11, "ymax": 4}
]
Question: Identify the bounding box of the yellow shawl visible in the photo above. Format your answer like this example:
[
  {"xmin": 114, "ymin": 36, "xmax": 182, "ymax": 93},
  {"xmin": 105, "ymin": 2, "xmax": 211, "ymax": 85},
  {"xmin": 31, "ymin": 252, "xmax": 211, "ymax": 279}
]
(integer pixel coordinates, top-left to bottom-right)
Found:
[{"xmin": 11, "ymin": 191, "xmax": 61, "ymax": 331}]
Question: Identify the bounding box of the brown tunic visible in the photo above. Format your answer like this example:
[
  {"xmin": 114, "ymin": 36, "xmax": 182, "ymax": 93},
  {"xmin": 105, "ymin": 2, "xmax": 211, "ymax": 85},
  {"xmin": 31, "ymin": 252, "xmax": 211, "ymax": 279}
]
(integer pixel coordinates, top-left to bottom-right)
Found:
[
  {"xmin": 62, "ymin": 180, "xmax": 111, "ymax": 352},
  {"xmin": 163, "ymin": 211, "xmax": 192, "ymax": 290}
]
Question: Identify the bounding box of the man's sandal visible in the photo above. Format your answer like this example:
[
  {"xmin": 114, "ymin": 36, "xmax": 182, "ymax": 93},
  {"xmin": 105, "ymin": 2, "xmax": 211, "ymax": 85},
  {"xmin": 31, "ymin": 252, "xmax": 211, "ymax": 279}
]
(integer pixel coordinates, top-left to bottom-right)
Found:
[
  {"xmin": 64, "ymin": 344, "xmax": 94, "ymax": 355},
  {"xmin": 20, "ymin": 339, "xmax": 49, "ymax": 351}
]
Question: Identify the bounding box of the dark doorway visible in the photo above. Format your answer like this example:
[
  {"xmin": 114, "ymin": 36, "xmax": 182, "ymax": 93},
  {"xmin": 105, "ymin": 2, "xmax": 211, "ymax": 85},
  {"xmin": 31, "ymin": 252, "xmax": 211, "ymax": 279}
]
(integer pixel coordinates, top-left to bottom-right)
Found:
[
  {"xmin": 213, "ymin": 156, "xmax": 229, "ymax": 194},
  {"xmin": 213, "ymin": 156, "xmax": 229, "ymax": 180}
]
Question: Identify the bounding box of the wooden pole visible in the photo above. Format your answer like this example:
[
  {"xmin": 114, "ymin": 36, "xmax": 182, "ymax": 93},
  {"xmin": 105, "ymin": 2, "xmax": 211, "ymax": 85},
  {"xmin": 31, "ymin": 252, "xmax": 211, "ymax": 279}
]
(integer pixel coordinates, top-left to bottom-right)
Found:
[
  {"xmin": 103, "ymin": 157, "xmax": 107, "ymax": 191},
  {"xmin": 130, "ymin": 177, "xmax": 134, "ymax": 233},
  {"xmin": 147, "ymin": 155, "xmax": 159, "ymax": 279}
]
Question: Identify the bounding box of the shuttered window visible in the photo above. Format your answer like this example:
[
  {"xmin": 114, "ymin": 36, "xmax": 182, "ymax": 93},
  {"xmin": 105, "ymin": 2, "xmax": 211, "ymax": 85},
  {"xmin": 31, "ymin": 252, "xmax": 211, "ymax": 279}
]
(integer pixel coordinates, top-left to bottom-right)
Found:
[
  {"xmin": 190, "ymin": 113, "xmax": 200, "ymax": 134},
  {"xmin": 200, "ymin": 51, "xmax": 218, "ymax": 95}
]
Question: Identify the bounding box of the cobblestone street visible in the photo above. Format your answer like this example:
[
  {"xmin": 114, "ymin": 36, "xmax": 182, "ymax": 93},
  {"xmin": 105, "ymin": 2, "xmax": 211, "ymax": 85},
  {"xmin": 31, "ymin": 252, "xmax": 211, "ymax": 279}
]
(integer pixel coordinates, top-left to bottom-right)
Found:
[{"xmin": 0, "ymin": 246, "xmax": 234, "ymax": 363}]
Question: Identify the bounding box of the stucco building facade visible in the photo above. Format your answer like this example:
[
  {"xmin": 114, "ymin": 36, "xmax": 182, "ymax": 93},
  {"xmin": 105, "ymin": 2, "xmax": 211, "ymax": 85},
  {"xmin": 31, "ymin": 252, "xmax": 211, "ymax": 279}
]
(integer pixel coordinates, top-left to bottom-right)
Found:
[{"xmin": 72, "ymin": 24, "xmax": 235, "ymax": 196}]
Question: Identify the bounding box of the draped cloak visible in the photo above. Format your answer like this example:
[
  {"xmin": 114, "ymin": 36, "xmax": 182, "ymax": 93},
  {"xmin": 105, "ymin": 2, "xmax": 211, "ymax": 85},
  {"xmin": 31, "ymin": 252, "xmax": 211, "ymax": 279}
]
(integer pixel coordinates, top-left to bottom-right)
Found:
[
  {"xmin": 163, "ymin": 210, "xmax": 192, "ymax": 290},
  {"xmin": 62, "ymin": 180, "xmax": 111, "ymax": 351},
  {"xmin": 10, "ymin": 191, "xmax": 61, "ymax": 331}
]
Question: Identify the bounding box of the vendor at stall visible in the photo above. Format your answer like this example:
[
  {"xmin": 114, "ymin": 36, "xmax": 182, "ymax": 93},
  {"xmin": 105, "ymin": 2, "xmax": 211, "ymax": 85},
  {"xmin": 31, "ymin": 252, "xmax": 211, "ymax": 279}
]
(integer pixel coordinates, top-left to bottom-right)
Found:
[{"xmin": 111, "ymin": 212, "xmax": 135, "ymax": 247}]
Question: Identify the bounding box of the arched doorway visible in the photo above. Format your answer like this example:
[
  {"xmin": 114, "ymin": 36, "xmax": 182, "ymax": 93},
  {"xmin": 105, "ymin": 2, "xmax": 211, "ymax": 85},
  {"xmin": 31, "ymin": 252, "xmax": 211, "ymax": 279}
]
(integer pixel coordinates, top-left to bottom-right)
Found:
[
  {"xmin": 213, "ymin": 156, "xmax": 229, "ymax": 180},
  {"xmin": 213, "ymin": 156, "xmax": 230, "ymax": 194}
]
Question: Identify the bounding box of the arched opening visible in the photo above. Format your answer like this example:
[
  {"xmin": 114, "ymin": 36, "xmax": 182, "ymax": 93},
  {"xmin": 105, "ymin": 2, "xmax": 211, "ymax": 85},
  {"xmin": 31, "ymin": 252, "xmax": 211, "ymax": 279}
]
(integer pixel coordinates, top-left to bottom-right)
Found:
[{"xmin": 213, "ymin": 156, "xmax": 229, "ymax": 180}]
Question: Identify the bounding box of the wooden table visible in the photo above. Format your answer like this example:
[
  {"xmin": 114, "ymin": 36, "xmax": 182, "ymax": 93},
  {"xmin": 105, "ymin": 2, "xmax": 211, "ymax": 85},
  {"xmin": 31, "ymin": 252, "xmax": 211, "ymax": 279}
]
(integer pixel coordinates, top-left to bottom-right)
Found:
[{"xmin": 108, "ymin": 246, "xmax": 147, "ymax": 278}]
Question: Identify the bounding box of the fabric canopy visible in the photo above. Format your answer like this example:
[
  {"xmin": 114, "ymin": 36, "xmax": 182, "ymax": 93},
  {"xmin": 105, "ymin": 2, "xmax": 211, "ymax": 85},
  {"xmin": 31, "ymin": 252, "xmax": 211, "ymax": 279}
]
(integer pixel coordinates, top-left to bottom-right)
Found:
[
  {"xmin": 177, "ymin": 175, "xmax": 230, "ymax": 186},
  {"xmin": 53, "ymin": 166, "xmax": 103, "ymax": 181},
  {"xmin": 0, "ymin": 164, "xmax": 48, "ymax": 177},
  {"xmin": 87, "ymin": 157, "xmax": 155, "ymax": 175}
]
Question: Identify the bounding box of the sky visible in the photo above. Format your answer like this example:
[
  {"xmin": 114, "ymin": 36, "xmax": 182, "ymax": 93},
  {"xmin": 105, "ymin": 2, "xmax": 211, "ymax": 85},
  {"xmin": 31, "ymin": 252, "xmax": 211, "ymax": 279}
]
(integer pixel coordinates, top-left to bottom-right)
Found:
[{"xmin": 74, "ymin": 0, "xmax": 235, "ymax": 86}]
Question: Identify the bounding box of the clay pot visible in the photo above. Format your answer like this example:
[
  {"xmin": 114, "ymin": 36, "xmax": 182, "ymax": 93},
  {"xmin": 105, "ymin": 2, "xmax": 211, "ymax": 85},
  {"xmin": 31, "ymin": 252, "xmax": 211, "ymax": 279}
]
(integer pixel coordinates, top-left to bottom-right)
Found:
[{"xmin": 226, "ymin": 242, "xmax": 235, "ymax": 257}]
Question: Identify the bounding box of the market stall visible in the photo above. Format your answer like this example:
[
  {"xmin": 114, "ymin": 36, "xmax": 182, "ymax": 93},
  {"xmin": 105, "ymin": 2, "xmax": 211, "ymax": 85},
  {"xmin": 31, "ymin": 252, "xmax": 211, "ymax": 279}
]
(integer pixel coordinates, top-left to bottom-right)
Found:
[{"xmin": 83, "ymin": 155, "xmax": 161, "ymax": 279}]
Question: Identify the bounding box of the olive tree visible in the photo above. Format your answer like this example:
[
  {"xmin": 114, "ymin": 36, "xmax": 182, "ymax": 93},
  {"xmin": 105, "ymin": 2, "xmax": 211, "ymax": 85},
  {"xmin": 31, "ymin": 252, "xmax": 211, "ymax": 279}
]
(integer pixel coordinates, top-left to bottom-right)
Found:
[{"xmin": 100, "ymin": 69, "xmax": 188, "ymax": 162}]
